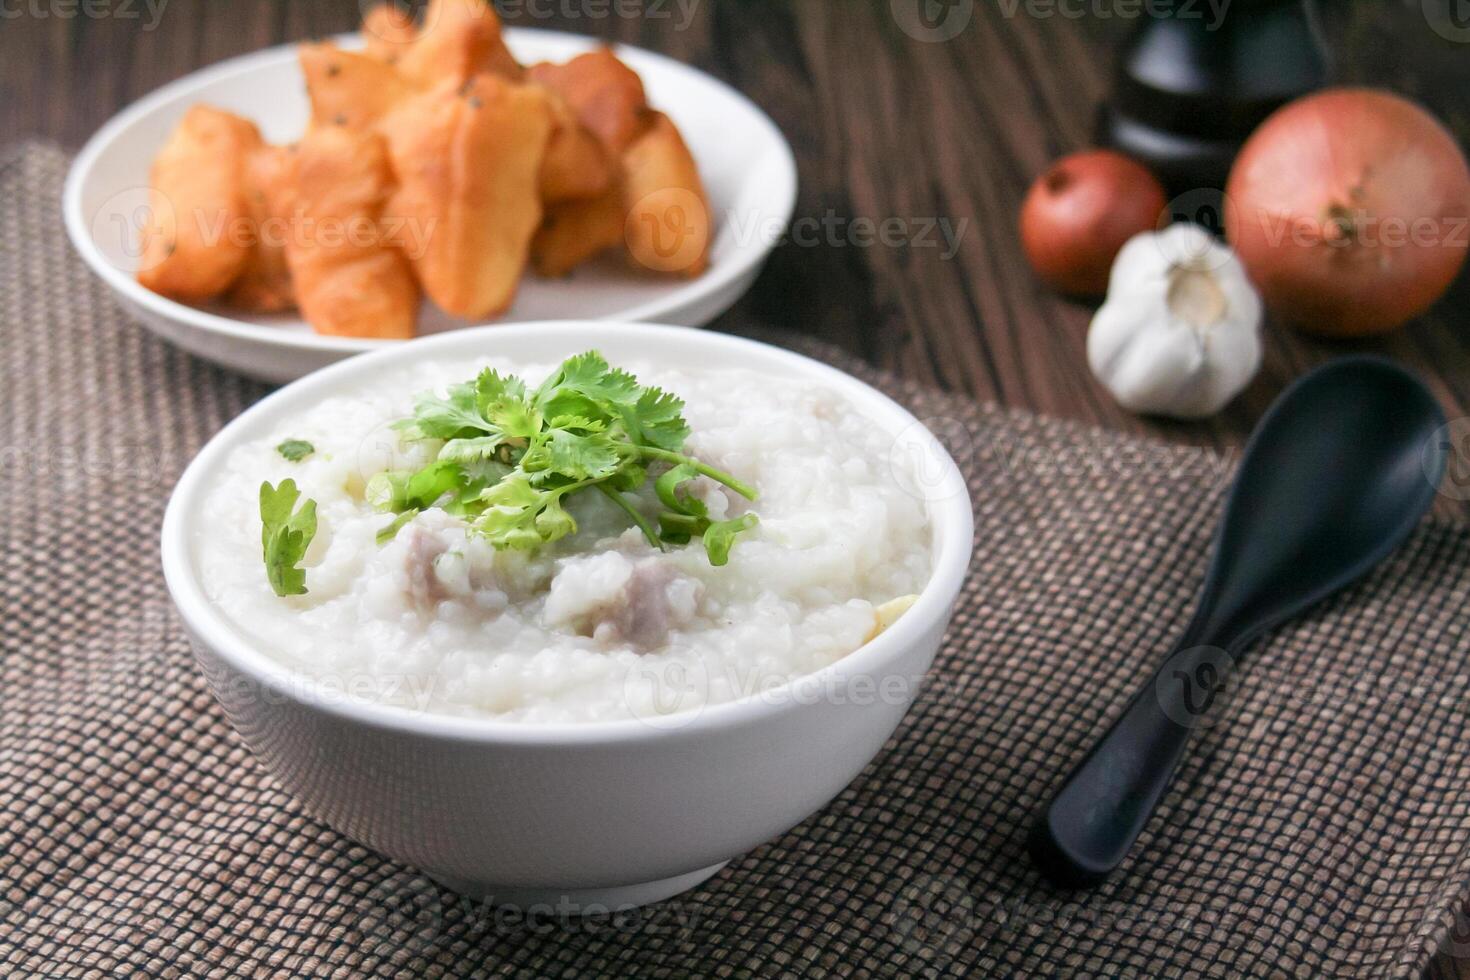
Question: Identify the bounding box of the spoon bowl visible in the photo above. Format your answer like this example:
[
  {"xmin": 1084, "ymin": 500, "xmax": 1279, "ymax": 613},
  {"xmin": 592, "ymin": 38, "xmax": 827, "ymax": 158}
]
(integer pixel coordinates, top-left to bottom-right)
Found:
[
  {"xmin": 1031, "ymin": 356, "xmax": 1447, "ymax": 887},
  {"xmin": 1196, "ymin": 357, "xmax": 1447, "ymax": 650}
]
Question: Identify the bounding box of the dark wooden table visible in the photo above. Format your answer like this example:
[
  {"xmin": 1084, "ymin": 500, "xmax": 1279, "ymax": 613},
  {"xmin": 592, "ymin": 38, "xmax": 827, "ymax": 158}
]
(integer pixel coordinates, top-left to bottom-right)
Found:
[{"xmin": 6, "ymin": 0, "xmax": 1470, "ymax": 974}]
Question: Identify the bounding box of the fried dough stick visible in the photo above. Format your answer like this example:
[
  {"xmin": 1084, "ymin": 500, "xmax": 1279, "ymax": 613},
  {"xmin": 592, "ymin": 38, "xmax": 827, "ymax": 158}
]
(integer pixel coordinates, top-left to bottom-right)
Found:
[
  {"xmin": 381, "ymin": 73, "xmax": 553, "ymax": 319},
  {"xmin": 622, "ymin": 111, "xmax": 711, "ymax": 277},
  {"xmin": 530, "ymin": 182, "xmax": 625, "ymax": 277},
  {"xmin": 225, "ymin": 143, "xmax": 298, "ymax": 312},
  {"xmin": 285, "ymin": 127, "xmax": 420, "ymax": 339},
  {"xmin": 299, "ymin": 43, "xmax": 416, "ymax": 132},
  {"xmin": 137, "ymin": 105, "xmax": 261, "ymax": 304},
  {"xmin": 352, "ymin": 4, "xmax": 601, "ymax": 204},
  {"xmin": 395, "ymin": 0, "xmax": 522, "ymax": 87},
  {"xmin": 528, "ymin": 48, "xmax": 649, "ymax": 158},
  {"xmin": 362, "ymin": 3, "xmax": 417, "ymax": 63},
  {"xmin": 533, "ymin": 110, "xmax": 711, "ymax": 278},
  {"xmin": 539, "ymin": 91, "xmax": 612, "ymax": 204}
]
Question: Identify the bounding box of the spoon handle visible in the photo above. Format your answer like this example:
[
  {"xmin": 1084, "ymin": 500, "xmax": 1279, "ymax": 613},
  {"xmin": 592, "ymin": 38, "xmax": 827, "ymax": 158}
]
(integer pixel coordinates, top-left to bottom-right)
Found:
[{"xmin": 1030, "ymin": 642, "xmax": 1230, "ymax": 887}]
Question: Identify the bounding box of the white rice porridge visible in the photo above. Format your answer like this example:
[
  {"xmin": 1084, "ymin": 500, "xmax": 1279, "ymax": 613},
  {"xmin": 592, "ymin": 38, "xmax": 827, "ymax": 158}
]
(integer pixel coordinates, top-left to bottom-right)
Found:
[{"xmin": 196, "ymin": 358, "xmax": 934, "ymax": 723}]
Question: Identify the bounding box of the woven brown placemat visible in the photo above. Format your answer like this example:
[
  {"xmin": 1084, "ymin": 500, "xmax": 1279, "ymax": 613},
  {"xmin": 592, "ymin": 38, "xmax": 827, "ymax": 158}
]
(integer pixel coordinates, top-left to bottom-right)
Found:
[{"xmin": 5, "ymin": 140, "xmax": 1470, "ymax": 978}]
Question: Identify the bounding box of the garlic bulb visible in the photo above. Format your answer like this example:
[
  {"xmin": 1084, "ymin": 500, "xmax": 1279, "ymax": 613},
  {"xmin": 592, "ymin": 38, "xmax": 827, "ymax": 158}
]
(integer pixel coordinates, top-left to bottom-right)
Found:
[{"xmin": 1087, "ymin": 223, "xmax": 1263, "ymax": 420}]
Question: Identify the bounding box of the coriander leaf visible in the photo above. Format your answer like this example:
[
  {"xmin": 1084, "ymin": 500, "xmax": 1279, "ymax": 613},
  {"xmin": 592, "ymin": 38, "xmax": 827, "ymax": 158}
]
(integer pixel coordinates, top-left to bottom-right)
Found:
[
  {"xmin": 627, "ymin": 386, "xmax": 689, "ymax": 451},
  {"xmin": 439, "ymin": 436, "xmax": 510, "ymax": 465},
  {"xmin": 260, "ymin": 479, "xmax": 317, "ymax": 596},
  {"xmin": 537, "ymin": 388, "xmax": 603, "ymax": 428},
  {"xmin": 521, "ymin": 428, "xmax": 622, "ymax": 483},
  {"xmin": 475, "ymin": 368, "xmax": 538, "ymax": 438},
  {"xmin": 474, "ymin": 474, "xmax": 555, "ymax": 550},
  {"xmin": 474, "ymin": 367, "xmax": 527, "ymax": 411},
  {"xmin": 703, "ymin": 513, "xmax": 758, "ymax": 567},
  {"xmin": 456, "ymin": 457, "xmax": 513, "ymax": 494},
  {"xmin": 260, "ymin": 479, "xmax": 307, "ymax": 538},
  {"xmin": 377, "ymin": 508, "xmax": 419, "ymax": 545},
  {"xmin": 534, "ymin": 495, "xmax": 577, "ymax": 540},
  {"xmin": 545, "ymin": 414, "xmax": 606, "ymax": 433},
  {"xmin": 395, "ymin": 380, "xmax": 489, "ymax": 441},
  {"xmin": 540, "ymin": 351, "xmax": 641, "ymax": 411},
  {"xmin": 276, "ymin": 439, "xmax": 315, "ymax": 462}
]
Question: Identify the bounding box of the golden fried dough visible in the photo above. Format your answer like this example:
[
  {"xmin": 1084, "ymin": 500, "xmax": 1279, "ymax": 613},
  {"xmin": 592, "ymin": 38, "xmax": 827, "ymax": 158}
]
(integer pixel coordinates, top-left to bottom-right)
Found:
[
  {"xmin": 531, "ymin": 181, "xmax": 625, "ymax": 277},
  {"xmin": 539, "ymin": 91, "xmax": 613, "ymax": 203},
  {"xmin": 299, "ymin": 43, "xmax": 414, "ymax": 132},
  {"xmin": 137, "ymin": 2, "xmax": 707, "ymax": 334},
  {"xmin": 622, "ymin": 111, "xmax": 711, "ymax": 277},
  {"xmin": 362, "ymin": 3, "xmax": 418, "ymax": 63},
  {"xmin": 396, "ymin": 0, "xmax": 522, "ymax": 89},
  {"xmin": 225, "ymin": 143, "xmax": 298, "ymax": 313},
  {"xmin": 528, "ymin": 48, "xmax": 648, "ymax": 157},
  {"xmin": 137, "ymin": 105, "xmax": 261, "ymax": 304},
  {"xmin": 381, "ymin": 74, "xmax": 552, "ymax": 319},
  {"xmin": 285, "ymin": 127, "xmax": 419, "ymax": 339}
]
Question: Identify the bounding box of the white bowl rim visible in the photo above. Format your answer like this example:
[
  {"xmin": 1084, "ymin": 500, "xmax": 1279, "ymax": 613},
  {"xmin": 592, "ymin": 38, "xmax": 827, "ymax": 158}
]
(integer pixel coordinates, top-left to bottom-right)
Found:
[
  {"xmin": 161, "ymin": 322, "xmax": 974, "ymax": 746},
  {"xmin": 62, "ymin": 28, "xmax": 799, "ymax": 355}
]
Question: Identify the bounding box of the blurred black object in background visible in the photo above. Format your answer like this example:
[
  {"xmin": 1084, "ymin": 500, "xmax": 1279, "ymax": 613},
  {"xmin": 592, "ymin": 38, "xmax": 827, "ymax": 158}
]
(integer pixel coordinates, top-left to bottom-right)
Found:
[{"xmin": 1100, "ymin": 0, "xmax": 1330, "ymax": 197}]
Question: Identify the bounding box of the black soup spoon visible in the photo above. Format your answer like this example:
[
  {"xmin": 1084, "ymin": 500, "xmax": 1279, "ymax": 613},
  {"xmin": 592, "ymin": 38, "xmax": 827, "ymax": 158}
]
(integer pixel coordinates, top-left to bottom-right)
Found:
[{"xmin": 1030, "ymin": 356, "xmax": 1448, "ymax": 888}]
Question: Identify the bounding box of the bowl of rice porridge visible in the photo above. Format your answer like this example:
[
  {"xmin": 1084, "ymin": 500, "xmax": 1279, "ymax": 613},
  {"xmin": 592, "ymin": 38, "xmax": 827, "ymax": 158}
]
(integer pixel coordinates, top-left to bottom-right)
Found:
[{"xmin": 162, "ymin": 321, "xmax": 972, "ymax": 908}]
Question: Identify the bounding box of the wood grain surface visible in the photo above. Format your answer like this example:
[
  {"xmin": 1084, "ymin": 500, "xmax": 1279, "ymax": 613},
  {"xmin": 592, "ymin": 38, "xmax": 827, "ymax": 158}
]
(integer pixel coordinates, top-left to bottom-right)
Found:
[{"xmin": 5, "ymin": 1, "xmax": 1470, "ymax": 975}]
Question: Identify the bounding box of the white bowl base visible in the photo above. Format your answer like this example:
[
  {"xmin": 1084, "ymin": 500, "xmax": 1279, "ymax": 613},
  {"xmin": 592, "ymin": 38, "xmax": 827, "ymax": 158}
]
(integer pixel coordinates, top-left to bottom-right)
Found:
[{"xmin": 430, "ymin": 861, "xmax": 729, "ymax": 912}]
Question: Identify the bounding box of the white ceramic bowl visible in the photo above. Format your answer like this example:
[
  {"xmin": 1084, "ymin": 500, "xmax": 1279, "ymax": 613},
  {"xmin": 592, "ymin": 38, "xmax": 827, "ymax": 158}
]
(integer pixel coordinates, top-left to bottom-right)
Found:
[
  {"xmin": 161, "ymin": 322, "xmax": 972, "ymax": 909},
  {"xmin": 65, "ymin": 31, "xmax": 798, "ymax": 383}
]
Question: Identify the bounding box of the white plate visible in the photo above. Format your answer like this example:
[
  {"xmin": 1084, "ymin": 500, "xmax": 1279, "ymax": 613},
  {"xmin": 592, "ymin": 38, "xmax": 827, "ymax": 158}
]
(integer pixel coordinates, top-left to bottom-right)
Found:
[{"xmin": 64, "ymin": 29, "xmax": 798, "ymax": 383}]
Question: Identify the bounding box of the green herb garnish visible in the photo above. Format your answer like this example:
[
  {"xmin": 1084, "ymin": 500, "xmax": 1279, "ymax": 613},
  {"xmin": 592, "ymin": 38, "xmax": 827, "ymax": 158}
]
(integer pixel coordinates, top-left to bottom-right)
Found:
[
  {"xmin": 260, "ymin": 479, "xmax": 317, "ymax": 596},
  {"xmin": 375, "ymin": 351, "xmax": 758, "ymax": 564},
  {"xmin": 376, "ymin": 508, "xmax": 419, "ymax": 545},
  {"xmin": 276, "ymin": 439, "xmax": 315, "ymax": 462},
  {"xmin": 653, "ymin": 462, "xmax": 759, "ymax": 551},
  {"xmin": 704, "ymin": 514, "xmax": 760, "ymax": 566},
  {"xmin": 256, "ymin": 352, "xmax": 759, "ymax": 596}
]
